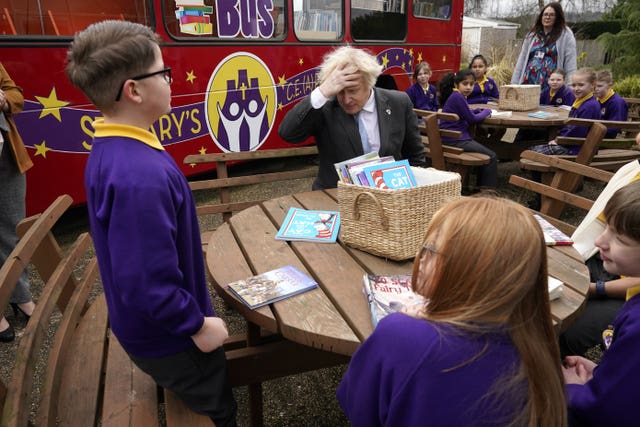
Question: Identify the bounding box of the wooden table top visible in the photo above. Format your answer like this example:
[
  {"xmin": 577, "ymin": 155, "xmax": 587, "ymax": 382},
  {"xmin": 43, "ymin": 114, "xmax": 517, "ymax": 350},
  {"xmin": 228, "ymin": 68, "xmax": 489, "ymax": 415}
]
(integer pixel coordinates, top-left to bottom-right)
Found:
[
  {"xmin": 206, "ymin": 189, "xmax": 589, "ymax": 357},
  {"xmin": 469, "ymin": 104, "xmax": 569, "ymax": 127}
]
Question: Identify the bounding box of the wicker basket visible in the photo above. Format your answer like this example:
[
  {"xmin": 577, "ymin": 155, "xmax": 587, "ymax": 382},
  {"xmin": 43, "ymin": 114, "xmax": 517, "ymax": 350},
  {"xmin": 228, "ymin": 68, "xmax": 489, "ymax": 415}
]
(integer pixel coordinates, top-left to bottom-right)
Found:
[
  {"xmin": 338, "ymin": 167, "xmax": 461, "ymax": 260},
  {"xmin": 498, "ymin": 85, "xmax": 540, "ymax": 111}
]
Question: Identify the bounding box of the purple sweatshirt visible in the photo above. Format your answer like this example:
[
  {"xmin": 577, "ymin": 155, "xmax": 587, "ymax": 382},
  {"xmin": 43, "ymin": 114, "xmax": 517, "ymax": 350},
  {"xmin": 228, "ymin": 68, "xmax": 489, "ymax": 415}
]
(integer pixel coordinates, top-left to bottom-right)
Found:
[
  {"xmin": 337, "ymin": 313, "xmax": 524, "ymax": 426},
  {"xmin": 439, "ymin": 91, "xmax": 491, "ymax": 141},
  {"xmin": 558, "ymin": 95, "xmax": 601, "ymax": 154},
  {"xmin": 406, "ymin": 82, "xmax": 438, "ymax": 112},
  {"xmin": 599, "ymin": 92, "xmax": 628, "ymax": 138},
  {"xmin": 567, "ymin": 291, "xmax": 640, "ymax": 426},
  {"xmin": 85, "ymin": 120, "xmax": 213, "ymax": 358},
  {"xmin": 466, "ymin": 76, "xmax": 499, "ymax": 104},
  {"xmin": 540, "ymin": 84, "xmax": 575, "ymax": 107}
]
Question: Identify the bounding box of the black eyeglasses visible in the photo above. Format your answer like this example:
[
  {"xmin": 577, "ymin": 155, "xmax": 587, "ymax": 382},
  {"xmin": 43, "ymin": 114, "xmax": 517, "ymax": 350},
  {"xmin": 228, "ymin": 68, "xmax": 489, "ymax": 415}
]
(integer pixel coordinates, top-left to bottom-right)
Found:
[
  {"xmin": 419, "ymin": 242, "xmax": 441, "ymax": 258},
  {"xmin": 115, "ymin": 67, "xmax": 172, "ymax": 102}
]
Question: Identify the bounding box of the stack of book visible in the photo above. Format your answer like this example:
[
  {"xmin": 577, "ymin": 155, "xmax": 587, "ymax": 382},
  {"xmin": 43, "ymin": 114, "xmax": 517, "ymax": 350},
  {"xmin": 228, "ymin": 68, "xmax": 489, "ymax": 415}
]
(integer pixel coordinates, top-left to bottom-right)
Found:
[{"xmin": 334, "ymin": 154, "xmax": 417, "ymax": 189}]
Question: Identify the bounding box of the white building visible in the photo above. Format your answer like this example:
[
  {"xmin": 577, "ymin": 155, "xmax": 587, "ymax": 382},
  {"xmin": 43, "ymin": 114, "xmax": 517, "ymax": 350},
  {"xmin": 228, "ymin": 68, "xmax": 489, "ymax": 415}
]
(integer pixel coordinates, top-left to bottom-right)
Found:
[{"xmin": 462, "ymin": 16, "xmax": 519, "ymax": 65}]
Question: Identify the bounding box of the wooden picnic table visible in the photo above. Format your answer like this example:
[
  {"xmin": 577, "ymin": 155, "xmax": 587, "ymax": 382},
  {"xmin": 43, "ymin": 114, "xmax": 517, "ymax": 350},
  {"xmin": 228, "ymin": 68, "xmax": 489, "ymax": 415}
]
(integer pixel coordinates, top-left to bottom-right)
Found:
[
  {"xmin": 206, "ymin": 188, "xmax": 590, "ymax": 358},
  {"xmin": 469, "ymin": 104, "xmax": 570, "ymax": 160}
]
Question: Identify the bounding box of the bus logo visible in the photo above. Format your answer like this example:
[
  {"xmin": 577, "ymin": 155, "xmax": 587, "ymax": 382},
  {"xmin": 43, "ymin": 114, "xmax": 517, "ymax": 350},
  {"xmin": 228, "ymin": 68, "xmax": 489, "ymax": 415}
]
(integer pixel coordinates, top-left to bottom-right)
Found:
[{"xmin": 205, "ymin": 52, "xmax": 276, "ymax": 152}]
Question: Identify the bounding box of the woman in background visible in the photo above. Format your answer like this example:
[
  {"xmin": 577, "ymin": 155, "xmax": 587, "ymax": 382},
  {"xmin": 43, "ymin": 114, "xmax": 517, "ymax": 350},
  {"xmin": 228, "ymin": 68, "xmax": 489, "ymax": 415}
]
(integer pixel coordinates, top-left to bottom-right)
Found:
[
  {"xmin": 337, "ymin": 196, "xmax": 567, "ymax": 426},
  {"xmin": 511, "ymin": 2, "xmax": 577, "ymax": 91},
  {"xmin": 0, "ymin": 63, "xmax": 36, "ymax": 342}
]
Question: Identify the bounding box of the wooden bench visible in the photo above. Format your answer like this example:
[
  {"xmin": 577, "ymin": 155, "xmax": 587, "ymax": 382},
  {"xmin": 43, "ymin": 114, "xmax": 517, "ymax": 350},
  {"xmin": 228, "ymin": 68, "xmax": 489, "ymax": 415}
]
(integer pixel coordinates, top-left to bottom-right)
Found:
[
  {"xmin": 184, "ymin": 146, "xmax": 319, "ymax": 250},
  {"xmin": 0, "ymin": 194, "xmax": 347, "ymax": 427},
  {"xmin": 520, "ymin": 119, "xmax": 640, "ymax": 175},
  {"xmin": 413, "ymin": 109, "xmax": 491, "ymax": 188}
]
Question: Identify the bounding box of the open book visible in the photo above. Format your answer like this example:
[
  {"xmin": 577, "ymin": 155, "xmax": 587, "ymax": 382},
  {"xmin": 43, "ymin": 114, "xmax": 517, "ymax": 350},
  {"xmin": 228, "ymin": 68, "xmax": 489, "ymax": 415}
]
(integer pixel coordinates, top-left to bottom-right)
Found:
[{"xmin": 363, "ymin": 274, "xmax": 428, "ymax": 327}]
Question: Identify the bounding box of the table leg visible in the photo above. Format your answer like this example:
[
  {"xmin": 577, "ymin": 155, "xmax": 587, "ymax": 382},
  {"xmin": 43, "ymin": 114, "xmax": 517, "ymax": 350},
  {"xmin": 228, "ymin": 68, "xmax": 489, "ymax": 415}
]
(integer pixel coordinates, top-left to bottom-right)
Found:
[{"xmin": 247, "ymin": 321, "xmax": 264, "ymax": 427}]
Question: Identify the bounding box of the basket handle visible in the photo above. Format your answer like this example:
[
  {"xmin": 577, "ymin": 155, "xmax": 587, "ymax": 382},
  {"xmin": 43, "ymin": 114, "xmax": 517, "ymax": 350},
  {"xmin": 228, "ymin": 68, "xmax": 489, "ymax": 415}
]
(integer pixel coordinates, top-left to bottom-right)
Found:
[
  {"xmin": 352, "ymin": 191, "xmax": 389, "ymax": 231},
  {"xmin": 504, "ymin": 87, "xmax": 518, "ymax": 100}
]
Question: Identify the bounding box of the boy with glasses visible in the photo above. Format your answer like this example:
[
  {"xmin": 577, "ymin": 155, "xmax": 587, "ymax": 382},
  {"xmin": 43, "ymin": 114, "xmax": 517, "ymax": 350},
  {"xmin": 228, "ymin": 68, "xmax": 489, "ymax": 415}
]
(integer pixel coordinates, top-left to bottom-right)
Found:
[{"xmin": 66, "ymin": 20, "xmax": 237, "ymax": 426}]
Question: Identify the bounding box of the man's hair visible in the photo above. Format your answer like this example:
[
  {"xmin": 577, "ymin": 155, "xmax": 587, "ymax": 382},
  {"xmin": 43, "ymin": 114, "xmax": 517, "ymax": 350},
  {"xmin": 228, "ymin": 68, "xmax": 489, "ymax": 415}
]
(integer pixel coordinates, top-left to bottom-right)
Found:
[
  {"xmin": 596, "ymin": 69, "xmax": 614, "ymax": 84},
  {"xmin": 317, "ymin": 46, "xmax": 382, "ymax": 89},
  {"xmin": 604, "ymin": 179, "xmax": 640, "ymax": 243},
  {"xmin": 66, "ymin": 20, "xmax": 161, "ymax": 113}
]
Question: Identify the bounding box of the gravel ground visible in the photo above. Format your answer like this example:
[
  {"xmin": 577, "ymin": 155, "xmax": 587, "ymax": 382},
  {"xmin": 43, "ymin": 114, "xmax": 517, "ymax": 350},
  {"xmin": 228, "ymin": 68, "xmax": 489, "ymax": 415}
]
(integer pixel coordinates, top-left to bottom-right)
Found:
[{"xmin": 0, "ymin": 153, "xmax": 606, "ymax": 426}]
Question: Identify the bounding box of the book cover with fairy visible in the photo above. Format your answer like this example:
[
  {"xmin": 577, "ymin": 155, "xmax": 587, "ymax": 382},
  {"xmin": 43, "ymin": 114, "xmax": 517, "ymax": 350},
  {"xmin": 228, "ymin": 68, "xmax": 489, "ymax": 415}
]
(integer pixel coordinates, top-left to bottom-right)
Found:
[
  {"xmin": 534, "ymin": 214, "xmax": 573, "ymax": 246},
  {"xmin": 363, "ymin": 274, "xmax": 428, "ymax": 327},
  {"xmin": 361, "ymin": 159, "xmax": 417, "ymax": 189},
  {"xmin": 226, "ymin": 265, "xmax": 318, "ymax": 309},
  {"xmin": 276, "ymin": 207, "xmax": 340, "ymax": 243}
]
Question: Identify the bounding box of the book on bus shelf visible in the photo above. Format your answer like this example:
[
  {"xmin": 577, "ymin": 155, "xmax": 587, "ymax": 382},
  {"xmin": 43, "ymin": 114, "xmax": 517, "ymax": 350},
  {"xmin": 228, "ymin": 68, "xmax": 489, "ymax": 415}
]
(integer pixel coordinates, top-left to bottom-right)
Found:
[
  {"xmin": 275, "ymin": 207, "xmax": 340, "ymax": 243},
  {"xmin": 363, "ymin": 274, "xmax": 428, "ymax": 327},
  {"xmin": 334, "ymin": 154, "xmax": 417, "ymax": 189},
  {"xmin": 226, "ymin": 265, "xmax": 318, "ymax": 309},
  {"xmin": 534, "ymin": 214, "xmax": 574, "ymax": 246}
]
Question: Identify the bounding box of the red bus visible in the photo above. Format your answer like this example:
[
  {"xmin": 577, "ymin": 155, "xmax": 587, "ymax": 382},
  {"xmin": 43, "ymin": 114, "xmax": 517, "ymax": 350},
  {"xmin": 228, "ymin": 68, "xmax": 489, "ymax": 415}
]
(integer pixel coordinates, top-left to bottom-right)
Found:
[{"xmin": 0, "ymin": 0, "xmax": 462, "ymax": 215}]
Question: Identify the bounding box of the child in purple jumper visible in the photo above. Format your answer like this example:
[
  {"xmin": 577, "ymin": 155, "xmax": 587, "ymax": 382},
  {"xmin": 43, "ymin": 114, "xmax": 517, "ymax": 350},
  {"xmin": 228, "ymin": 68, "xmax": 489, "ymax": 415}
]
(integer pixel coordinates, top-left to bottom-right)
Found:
[
  {"xmin": 438, "ymin": 69, "xmax": 498, "ymax": 188},
  {"xmin": 406, "ymin": 61, "xmax": 438, "ymax": 112},
  {"xmin": 564, "ymin": 180, "xmax": 640, "ymax": 427},
  {"xmin": 338, "ymin": 196, "xmax": 567, "ymax": 426},
  {"xmin": 541, "ymin": 68, "xmax": 575, "ymax": 107},
  {"xmin": 66, "ymin": 20, "xmax": 236, "ymax": 426},
  {"xmin": 595, "ymin": 70, "xmax": 628, "ymax": 138}
]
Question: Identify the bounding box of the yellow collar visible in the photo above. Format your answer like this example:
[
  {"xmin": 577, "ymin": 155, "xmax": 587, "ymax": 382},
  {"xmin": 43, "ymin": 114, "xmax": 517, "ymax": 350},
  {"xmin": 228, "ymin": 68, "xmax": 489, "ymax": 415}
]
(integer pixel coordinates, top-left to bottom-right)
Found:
[
  {"xmin": 572, "ymin": 93, "xmax": 594, "ymax": 110},
  {"xmin": 627, "ymin": 284, "xmax": 640, "ymax": 301},
  {"xmin": 92, "ymin": 119, "xmax": 164, "ymax": 151},
  {"xmin": 597, "ymin": 89, "xmax": 615, "ymax": 103},
  {"xmin": 477, "ymin": 75, "xmax": 488, "ymax": 93}
]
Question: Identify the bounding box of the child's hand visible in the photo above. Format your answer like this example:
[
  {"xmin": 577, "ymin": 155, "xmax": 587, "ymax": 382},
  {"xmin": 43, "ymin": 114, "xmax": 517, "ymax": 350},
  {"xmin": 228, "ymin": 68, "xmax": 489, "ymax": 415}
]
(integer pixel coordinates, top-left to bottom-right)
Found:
[
  {"xmin": 191, "ymin": 316, "xmax": 229, "ymax": 353},
  {"xmin": 562, "ymin": 355, "xmax": 596, "ymax": 384},
  {"xmin": 548, "ymin": 139, "xmax": 558, "ymax": 145}
]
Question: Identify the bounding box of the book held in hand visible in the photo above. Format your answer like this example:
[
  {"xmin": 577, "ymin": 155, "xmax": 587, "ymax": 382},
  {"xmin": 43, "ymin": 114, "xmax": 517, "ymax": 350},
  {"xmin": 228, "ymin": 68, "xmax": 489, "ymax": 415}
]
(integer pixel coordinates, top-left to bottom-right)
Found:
[
  {"xmin": 276, "ymin": 207, "xmax": 340, "ymax": 243},
  {"xmin": 363, "ymin": 274, "xmax": 428, "ymax": 327},
  {"xmin": 534, "ymin": 214, "xmax": 573, "ymax": 246},
  {"xmin": 226, "ymin": 265, "xmax": 318, "ymax": 309}
]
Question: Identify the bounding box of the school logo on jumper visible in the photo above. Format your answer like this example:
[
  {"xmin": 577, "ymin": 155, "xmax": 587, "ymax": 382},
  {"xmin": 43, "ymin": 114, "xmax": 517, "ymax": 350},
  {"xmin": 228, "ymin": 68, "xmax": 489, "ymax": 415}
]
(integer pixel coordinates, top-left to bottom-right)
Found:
[{"xmin": 205, "ymin": 52, "xmax": 276, "ymax": 152}]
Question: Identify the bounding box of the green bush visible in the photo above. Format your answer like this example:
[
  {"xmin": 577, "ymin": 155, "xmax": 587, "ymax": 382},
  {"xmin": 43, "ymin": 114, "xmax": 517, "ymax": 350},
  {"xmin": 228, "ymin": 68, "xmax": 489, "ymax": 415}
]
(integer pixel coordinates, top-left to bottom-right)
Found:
[{"xmin": 614, "ymin": 75, "xmax": 640, "ymax": 98}]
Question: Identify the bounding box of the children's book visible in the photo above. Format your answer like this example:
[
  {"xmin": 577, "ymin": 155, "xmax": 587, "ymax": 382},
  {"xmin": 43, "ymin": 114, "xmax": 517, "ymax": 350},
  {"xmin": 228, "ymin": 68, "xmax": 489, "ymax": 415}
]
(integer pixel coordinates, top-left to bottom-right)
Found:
[
  {"xmin": 226, "ymin": 265, "xmax": 318, "ymax": 309},
  {"xmin": 334, "ymin": 152, "xmax": 379, "ymax": 184},
  {"xmin": 528, "ymin": 110, "xmax": 559, "ymax": 119},
  {"xmin": 345, "ymin": 156, "xmax": 394, "ymax": 185},
  {"xmin": 534, "ymin": 214, "xmax": 574, "ymax": 246},
  {"xmin": 363, "ymin": 274, "xmax": 428, "ymax": 327},
  {"xmin": 275, "ymin": 207, "xmax": 340, "ymax": 243},
  {"xmin": 361, "ymin": 159, "xmax": 417, "ymax": 189},
  {"xmin": 548, "ymin": 276, "xmax": 563, "ymax": 300}
]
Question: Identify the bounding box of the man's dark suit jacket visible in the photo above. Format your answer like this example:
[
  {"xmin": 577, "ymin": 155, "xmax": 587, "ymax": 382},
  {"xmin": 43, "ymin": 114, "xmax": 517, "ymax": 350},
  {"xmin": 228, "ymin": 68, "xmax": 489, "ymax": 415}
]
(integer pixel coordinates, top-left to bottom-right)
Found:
[{"xmin": 278, "ymin": 87, "xmax": 426, "ymax": 190}]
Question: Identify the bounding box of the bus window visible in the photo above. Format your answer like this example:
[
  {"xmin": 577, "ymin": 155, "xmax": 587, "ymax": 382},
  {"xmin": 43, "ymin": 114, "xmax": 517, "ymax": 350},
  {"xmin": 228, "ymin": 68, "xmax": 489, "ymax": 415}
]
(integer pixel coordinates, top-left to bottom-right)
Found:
[
  {"xmin": 163, "ymin": 0, "xmax": 286, "ymax": 40},
  {"xmin": 0, "ymin": 0, "xmax": 150, "ymax": 36},
  {"xmin": 351, "ymin": 0, "xmax": 406, "ymax": 41},
  {"xmin": 413, "ymin": 0, "xmax": 452, "ymax": 19},
  {"xmin": 293, "ymin": 0, "xmax": 342, "ymax": 41}
]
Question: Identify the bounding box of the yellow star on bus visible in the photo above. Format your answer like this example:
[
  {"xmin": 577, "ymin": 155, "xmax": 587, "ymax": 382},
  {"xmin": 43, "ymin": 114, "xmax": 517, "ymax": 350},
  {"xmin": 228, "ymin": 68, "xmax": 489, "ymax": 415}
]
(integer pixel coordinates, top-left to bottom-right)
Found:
[
  {"xmin": 417, "ymin": 52, "xmax": 423, "ymax": 62},
  {"xmin": 35, "ymin": 87, "xmax": 69, "ymax": 122},
  {"xmin": 34, "ymin": 141, "xmax": 52, "ymax": 158},
  {"xmin": 381, "ymin": 54, "xmax": 389, "ymax": 69},
  {"xmin": 186, "ymin": 70, "xmax": 197, "ymax": 83},
  {"xmin": 278, "ymin": 74, "xmax": 287, "ymax": 88},
  {"xmin": 199, "ymin": 146, "xmax": 207, "ymax": 155}
]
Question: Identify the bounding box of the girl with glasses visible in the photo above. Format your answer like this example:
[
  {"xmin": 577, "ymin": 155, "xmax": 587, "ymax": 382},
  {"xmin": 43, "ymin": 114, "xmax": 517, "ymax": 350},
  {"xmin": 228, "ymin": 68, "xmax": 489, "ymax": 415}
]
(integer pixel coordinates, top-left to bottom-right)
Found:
[{"xmin": 338, "ymin": 196, "xmax": 567, "ymax": 426}]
